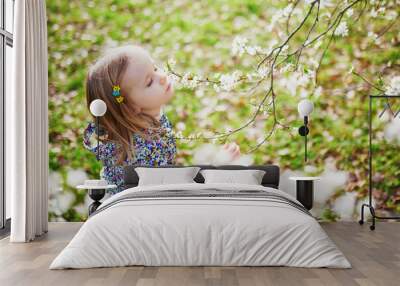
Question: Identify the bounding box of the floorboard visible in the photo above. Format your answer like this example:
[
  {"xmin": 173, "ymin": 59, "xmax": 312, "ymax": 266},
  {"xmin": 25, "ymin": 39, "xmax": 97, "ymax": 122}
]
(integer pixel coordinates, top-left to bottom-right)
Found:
[{"xmin": 0, "ymin": 222, "xmax": 398, "ymax": 286}]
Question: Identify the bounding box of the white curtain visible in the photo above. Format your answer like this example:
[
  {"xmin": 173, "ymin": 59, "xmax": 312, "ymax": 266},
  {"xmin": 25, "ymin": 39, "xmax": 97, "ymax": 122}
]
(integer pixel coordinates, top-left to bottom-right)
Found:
[{"xmin": 7, "ymin": 0, "xmax": 49, "ymax": 242}]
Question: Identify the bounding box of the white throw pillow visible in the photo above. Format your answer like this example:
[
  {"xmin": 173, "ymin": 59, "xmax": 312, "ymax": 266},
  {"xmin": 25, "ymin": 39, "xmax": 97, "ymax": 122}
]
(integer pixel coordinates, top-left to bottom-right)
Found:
[
  {"xmin": 200, "ymin": 169, "xmax": 266, "ymax": 185},
  {"xmin": 135, "ymin": 167, "xmax": 201, "ymax": 186}
]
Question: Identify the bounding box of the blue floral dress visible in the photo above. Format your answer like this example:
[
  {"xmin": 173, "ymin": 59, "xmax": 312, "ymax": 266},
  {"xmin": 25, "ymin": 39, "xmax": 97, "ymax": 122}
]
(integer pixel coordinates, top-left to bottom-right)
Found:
[{"xmin": 83, "ymin": 113, "xmax": 177, "ymax": 195}]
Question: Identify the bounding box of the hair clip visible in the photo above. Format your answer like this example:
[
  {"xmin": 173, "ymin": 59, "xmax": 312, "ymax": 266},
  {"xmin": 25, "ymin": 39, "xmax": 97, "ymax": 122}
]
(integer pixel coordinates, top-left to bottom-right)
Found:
[{"xmin": 112, "ymin": 85, "xmax": 124, "ymax": 103}]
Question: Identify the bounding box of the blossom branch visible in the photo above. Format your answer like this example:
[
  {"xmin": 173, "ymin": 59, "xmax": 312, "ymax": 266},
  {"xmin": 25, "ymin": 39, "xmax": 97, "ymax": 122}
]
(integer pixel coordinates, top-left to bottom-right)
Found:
[{"xmin": 165, "ymin": 0, "xmax": 395, "ymax": 155}]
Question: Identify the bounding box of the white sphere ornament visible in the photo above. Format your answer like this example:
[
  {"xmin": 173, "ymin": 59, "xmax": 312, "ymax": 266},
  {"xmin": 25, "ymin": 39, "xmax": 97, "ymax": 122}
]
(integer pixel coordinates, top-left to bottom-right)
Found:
[
  {"xmin": 298, "ymin": 99, "xmax": 314, "ymax": 117},
  {"xmin": 89, "ymin": 99, "xmax": 107, "ymax": 117}
]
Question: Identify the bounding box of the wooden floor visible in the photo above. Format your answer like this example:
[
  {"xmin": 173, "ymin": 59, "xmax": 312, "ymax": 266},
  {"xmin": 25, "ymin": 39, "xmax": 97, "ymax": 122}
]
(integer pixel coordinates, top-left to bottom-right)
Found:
[{"xmin": 0, "ymin": 222, "xmax": 399, "ymax": 286}]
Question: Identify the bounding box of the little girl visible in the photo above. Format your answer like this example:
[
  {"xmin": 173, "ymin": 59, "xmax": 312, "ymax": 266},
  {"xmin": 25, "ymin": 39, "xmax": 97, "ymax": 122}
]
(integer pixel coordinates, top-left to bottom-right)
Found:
[{"xmin": 83, "ymin": 45, "xmax": 240, "ymax": 195}]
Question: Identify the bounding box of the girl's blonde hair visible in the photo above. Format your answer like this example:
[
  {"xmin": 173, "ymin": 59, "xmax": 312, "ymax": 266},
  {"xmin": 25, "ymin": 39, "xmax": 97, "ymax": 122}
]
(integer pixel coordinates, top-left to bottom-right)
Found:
[{"xmin": 86, "ymin": 45, "xmax": 163, "ymax": 165}]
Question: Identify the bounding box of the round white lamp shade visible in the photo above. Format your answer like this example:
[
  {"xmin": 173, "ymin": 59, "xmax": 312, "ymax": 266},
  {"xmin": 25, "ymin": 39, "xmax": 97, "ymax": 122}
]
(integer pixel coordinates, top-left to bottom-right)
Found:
[
  {"xmin": 90, "ymin": 99, "xmax": 107, "ymax": 117},
  {"xmin": 297, "ymin": 99, "xmax": 314, "ymax": 117}
]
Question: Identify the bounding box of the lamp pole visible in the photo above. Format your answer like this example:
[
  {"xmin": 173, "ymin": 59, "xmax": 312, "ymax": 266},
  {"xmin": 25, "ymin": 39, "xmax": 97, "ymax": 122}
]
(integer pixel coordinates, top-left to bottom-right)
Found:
[
  {"xmin": 96, "ymin": 116, "xmax": 100, "ymax": 160},
  {"xmin": 297, "ymin": 100, "xmax": 313, "ymax": 163},
  {"xmin": 304, "ymin": 116, "xmax": 307, "ymax": 162}
]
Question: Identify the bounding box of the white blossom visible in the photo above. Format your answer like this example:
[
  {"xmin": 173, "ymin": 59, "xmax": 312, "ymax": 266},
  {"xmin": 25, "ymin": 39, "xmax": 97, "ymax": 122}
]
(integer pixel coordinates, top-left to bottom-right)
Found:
[
  {"xmin": 257, "ymin": 66, "xmax": 269, "ymax": 78},
  {"xmin": 281, "ymin": 71, "xmax": 311, "ymax": 96},
  {"xmin": 231, "ymin": 36, "xmax": 248, "ymax": 57},
  {"xmin": 268, "ymin": 4, "xmax": 294, "ymax": 31},
  {"xmin": 281, "ymin": 4, "xmax": 293, "ymax": 18},
  {"xmin": 49, "ymin": 171, "xmax": 63, "ymax": 195},
  {"xmin": 299, "ymin": 88, "xmax": 309, "ymax": 98},
  {"xmin": 174, "ymin": 130, "xmax": 184, "ymax": 139},
  {"xmin": 176, "ymin": 122, "xmax": 186, "ymax": 131},
  {"xmin": 213, "ymin": 83, "xmax": 222, "ymax": 92},
  {"xmin": 253, "ymin": 45, "xmax": 263, "ymax": 54},
  {"xmin": 179, "ymin": 72, "xmax": 199, "ymax": 89},
  {"xmin": 346, "ymin": 8, "xmax": 354, "ymax": 17},
  {"xmin": 245, "ymin": 45, "xmax": 257, "ymax": 56},
  {"xmin": 314, "ymin": 86, "xmax": 323, "ymax": 98},
  {"xmin": 219, "ymin": 71, "xmax": 241, "ymax": 91},
  {"xmin": 280, "ymin": 63, "xmax": 294, "ymax": 73},
  {"xmin": 305, "ymin": 0, "xmax": 333, "ymax": 8},
  {"xmin": 233, "ymin": 16, "xmax": 246, "ymax": 29},
  {"xmin": 320, "ymin": 0, "xmax": 334, "ymax": 8},
  {"xmin": 297, "ymin": 72, "xmax": 311, "ymax": 86},
  {"xmin": 334, "ymin": 22, "xmax": 349, "ymax": 37},
  {"xmin": 49, "ymin": 191, "xmax": 75, "ymax": 215},
  {"xmin": 384, "ymin": 117, "xmax": 400, "ymax": 143},
  {"xmin": 281, "ymin": 44, "xmax": 289, "ymax": 53},
  {"xmin": 246, "ymin": 73, "xmax": 255, "ymax": 81},
  {"xmin": 66, "ymin": 168, "xmax": 88, "ymax": 187},
  {"xmin": 346, "ymin": 90, "xmax": 355, "ymax": 99},
  {"xmin": 385, "ymin": 76, "xmax": 400, "ymax": 96},
  {"xmin": 179, "ymin": 72, "xmax": 191, "ymax": 88}
]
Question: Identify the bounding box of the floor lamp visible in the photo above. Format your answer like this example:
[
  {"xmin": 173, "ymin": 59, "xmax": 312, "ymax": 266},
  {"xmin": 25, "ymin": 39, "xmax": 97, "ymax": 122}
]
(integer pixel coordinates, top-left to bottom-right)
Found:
[{"xmin": 89, "ymin": 99, "xmax": 107, "ymax": 160}]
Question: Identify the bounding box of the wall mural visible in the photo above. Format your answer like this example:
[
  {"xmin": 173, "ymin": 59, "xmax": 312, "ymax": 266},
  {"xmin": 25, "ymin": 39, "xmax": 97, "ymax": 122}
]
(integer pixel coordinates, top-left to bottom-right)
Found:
[{"xmin": 47, "ymin": 0, "xmax": 400, "ymax": 222}]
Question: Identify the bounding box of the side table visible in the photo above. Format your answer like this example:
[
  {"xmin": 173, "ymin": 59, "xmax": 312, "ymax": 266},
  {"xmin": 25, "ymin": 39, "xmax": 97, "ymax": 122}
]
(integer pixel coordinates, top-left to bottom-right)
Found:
[
  {"xmin": 77, "ymin": 184, "xmax": 117, "ymax": 215},
  {"xmin": 289, "ymin": 177, "xmax": 321, "ymax": 210}
]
